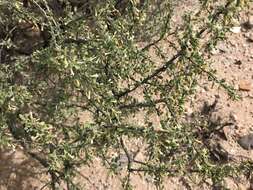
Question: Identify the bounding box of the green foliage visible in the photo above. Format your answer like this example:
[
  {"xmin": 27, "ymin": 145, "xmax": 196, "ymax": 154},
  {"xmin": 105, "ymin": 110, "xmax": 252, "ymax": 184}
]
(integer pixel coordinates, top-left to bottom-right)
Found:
[{"xmin": 0, "ymin": 0, "xmax": 251, "ymax": 189}]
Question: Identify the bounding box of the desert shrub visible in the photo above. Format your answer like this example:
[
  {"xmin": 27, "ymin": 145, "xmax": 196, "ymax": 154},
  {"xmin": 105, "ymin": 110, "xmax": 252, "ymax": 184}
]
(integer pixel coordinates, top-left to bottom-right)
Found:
[{"xmin": 0, "ymin": 0, "xmax": 251, "ymax": 189}]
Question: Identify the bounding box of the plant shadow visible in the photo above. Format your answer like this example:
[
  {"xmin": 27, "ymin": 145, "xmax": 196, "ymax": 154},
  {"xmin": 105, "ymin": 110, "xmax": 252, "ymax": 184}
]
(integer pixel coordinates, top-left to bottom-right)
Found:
[{"xmin": 0, "ymin": 148, "xmax": 48, "ymax": 190}]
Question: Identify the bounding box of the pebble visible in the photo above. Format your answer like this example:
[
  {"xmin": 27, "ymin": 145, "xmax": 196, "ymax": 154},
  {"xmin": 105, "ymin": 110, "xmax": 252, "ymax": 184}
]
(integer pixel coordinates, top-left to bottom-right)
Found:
[
  {"xmin": 203, "ymin": 85, "xmax": 209, "ymax": 91},
  {"xmin": 248, "ymin": 15, "xmax": 253, "ymax": 29},
  {"xmin": 223, "ymin": 125, "xmax": 233, "ymax": 141},
  {"xmin": 238, "ymin": 133, "xmax": 253, "ymax": 150},
  {"xmin": 230, "ymin": 26, "xmax": 241, "ymax": 34},
  {"xmin": 245, "ymin": 32, "xmax": 253, "ymax": 42},
  {"xmin": 217, "ymin": 44, "xmax": 227, "ymax": 53},
  {"xmin": 210, "ymin": 48, "xmax": 220, "ymax": 55},
  {"xmin": 229, "ymin": 112, "xmax": 238, "ymax": 123},
  {"xmin": 239, "ymin": 80, "xmax": 252, "ymax": 91},
  {"xmin": 242, "ymin": 15, "xmax": 253, "ymax": 30}
]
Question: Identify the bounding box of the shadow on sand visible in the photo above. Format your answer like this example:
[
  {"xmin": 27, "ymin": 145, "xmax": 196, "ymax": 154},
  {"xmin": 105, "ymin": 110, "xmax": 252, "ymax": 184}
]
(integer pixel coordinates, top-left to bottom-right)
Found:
[{"xmin": 0, "ymin": 148, "xmax": 48, "ymax": 190}]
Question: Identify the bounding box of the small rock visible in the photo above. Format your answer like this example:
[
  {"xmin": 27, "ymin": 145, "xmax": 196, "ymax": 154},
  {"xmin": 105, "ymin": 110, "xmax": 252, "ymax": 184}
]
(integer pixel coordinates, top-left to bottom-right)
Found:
[
  {"xmin": 239, "ymin": 80, "xmax": 252, "ymax": 91},
  {"xmin": 229, "ymin": 112, "xmax": 238, "ymax": 123},
  {"xmin": 223, "ymin": 125, "xmax": 234, "ymax": 141},
  {"xmin": 203, "ymin": 86, "xmax": 209, "ymax": 91},
  {"xmin": 210, "ymin": 48, "xmax": 220, "ymax": 55},
  {"xmin": 241, "ymin": 27, "xmax": 248, "ymax": 32},
  {"xmin": 230, "ymin": 26, "xmax": 241, "ymax": 33},
  {"xmin": 217, "ymin": 44, "xmax": 227, "ymax": 53},
  {"xmin": 248, "ymin": 15, "xmax": 253, "ymax": 29},
  {"xmin": 245, "ymin": 32, "xmax": 253, "ymax": 42},
  {"xmin": 242, "ymin": 15, "xmax": 253, "ymax": 30},
  {"xmin": 238, "ymin": 133, "xmax": 253, "ymax": 150}
]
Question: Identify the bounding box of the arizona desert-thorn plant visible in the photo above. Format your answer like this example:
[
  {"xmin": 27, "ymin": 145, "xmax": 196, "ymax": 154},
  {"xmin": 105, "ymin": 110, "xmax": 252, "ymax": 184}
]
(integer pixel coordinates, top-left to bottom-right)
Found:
[{"xmin": 0, "ymin": 0, "xmax": 251, "ymax": 189}]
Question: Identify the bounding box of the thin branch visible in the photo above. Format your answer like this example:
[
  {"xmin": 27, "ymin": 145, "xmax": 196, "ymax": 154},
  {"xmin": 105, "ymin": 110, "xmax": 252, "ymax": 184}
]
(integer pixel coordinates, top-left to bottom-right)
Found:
[
  {"xmin": 119, "ymin": 98, "xmax": 166, "ymax": 109},
  {"xmin": 115, "ymin": 51, "xmax": 183, "ymax": 98},
  {"xmin": 120, "ymin": 137, "xmax": 132, "ymax": 188}
]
